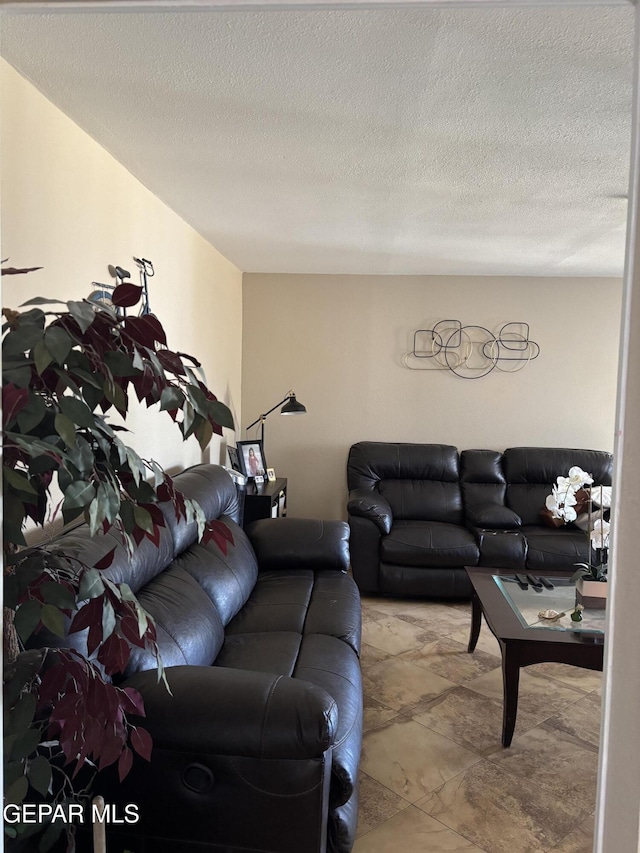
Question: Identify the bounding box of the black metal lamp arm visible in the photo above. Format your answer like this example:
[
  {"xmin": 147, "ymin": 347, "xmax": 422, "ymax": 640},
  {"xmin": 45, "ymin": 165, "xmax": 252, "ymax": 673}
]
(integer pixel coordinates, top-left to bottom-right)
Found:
[{"xmin": 245, "ymin": 395, "xmax": 291, "ymax": 442}]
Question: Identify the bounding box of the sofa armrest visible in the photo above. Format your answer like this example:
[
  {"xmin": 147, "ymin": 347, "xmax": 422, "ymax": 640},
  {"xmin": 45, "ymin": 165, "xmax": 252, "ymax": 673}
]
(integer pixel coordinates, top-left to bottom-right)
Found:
[
  {"xmin": 466, "ymin": 505, "xmax": 522, "ymax": 529},
  {"xmin": 347, "ymin": 489, "xmax": 393, "ymax": 534},
  {"xmin": 246, "ymin": 517, "xmax": 350, "ymax": 573},
  {"xmin": 123, "ymin": 665, "xmax": 338, "ymax": 760}
]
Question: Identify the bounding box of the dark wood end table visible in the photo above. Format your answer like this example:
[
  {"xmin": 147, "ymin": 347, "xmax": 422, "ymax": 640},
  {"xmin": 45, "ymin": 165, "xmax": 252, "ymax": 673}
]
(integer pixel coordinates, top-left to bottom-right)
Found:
[{"xmin": 465, "ymin": 566, "xmax": 605, "ymax": 747}]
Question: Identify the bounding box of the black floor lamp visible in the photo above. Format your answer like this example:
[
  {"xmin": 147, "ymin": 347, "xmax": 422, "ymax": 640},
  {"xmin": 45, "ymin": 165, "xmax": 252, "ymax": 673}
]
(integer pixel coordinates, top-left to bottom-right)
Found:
[{"xmin": 245, "ymin": 390, "xmax": 307, "ymax": 447}]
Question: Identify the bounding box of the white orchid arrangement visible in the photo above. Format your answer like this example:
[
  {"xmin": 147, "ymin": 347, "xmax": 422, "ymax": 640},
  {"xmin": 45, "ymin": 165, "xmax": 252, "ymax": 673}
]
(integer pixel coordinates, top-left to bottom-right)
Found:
[
  {"xmin": 546, "ymin": 466, "xmax": 611, "ymax": 582},
  {"xmin": 545, "ymin": 466, "xmax": 593, "ymax": 524}
]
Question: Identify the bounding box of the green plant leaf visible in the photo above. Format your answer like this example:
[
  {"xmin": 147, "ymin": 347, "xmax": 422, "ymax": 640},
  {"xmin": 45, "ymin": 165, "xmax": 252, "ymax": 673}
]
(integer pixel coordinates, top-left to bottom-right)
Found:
[
  {"xmin": 3, "ymin": 467, "xmax": 37, "ymax": 496},
  {"xmin": 79, "ymin": 568, "xmax": 105, "ymax": 600},
  {"xmin": 3, "ymin": 363, "xmax": 33, "ymax": 388},
  {"xmin": 39, "ymin": 604, "xmax": 66, "ymax": 637},
  {"xmin": 3, "ymin": 650, "xmax": 45, "ymax": 706},
  {"xmin": 133, "ymin": 505, "xmax": 153, "ymax": 534},
  {"xmin": 3, "ymin": 322, "xmax": 45, "ymax": 358},
  {"xmin": 66, "ymin": 436, "xmax": 94, "ymax": 476},
  {"xmin": 125, "ymin": 446, "xmax": 145, "ymax": 486},
  {"xmin": 104, "ymin": 350, "xmax": 138, "ymax": 377},
  {"xmin": 67, "ymin": 300, "xmax": 96, "ymax": 334},
  {"xmin": 4, "ymin": 775, "xmax": 28, "ymax": 806},
  {"xmin": 55, "ymin": 413, "xmax": 77, "ymax": 447},
  {"xmin": 16, "ymin": 394, "xmax": 47, "ymax": 433},
  {"xmin": 63, "ymin": 479, "xmax": 95, "ymax": 510},
  {"xmin": 44, "ymin": 325, "xmax": 74, "ymax": 364},
  {"xmin": 102, "ymin": 599, "xmax": 116, "ymax": 640},
  {"xmin": 97, "ymin": 482, "xmax": 120, "ymax": 524},
  {"xmin": 27, "ymin": 755, "xmax": 52, "ymax": 797},
  {"xmin": 59, "ymin": 395, "xmax": 95, "ymax": 428},
  {"xmin": 14, "ymin": 600, "xmax": 43, "ymax": 644},
  {"xmin": 33, "ymin": 339, "xmax": 54, "ymax": 375},
  {"xmin": 104, "ymin": 379, "xmax": 127, "ymax": 414},
  {"xmin": 7, "ymin": 693, "xmax": 37, "ymax": 738},
  {"xmin": 10, "ymin": 724, "xmax": 43, "ymax": 762},
  {"xmin": 208, "ymin": 399, "xmax": 234, "ymax": 430},
  {"xmin": 88, "ymin": 494, "xmax": 106, "ymax": 536},
  {"xmin": 42, "ymin": 582, "xmax": 76, "ymax": 610},
  {"xmin": 195, "ymin": 418, "xmax": 214, "ymax": 452},
  {"xmin": 20, "ymin": 297, "xmax": 65, "ymax": 306},
  {"xmin": 160, "ymin": 386, "xmax": 184, "ymax": 412},
  {"xmin": 185, "ymin": 384, "xmax": 209, "ymax": 417}
]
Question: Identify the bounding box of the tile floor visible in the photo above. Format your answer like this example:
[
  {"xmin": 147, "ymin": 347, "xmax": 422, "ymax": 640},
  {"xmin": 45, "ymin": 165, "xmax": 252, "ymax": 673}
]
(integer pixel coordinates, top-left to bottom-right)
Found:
[{"xmin": 354, "ymin": 596, "xmax": 601, "ymax": 853}]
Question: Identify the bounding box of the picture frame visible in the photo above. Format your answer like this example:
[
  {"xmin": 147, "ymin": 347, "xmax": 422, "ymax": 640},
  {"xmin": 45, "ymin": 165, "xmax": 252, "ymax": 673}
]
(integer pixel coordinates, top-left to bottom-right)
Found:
[
  {"xmin": 227, "ymin": 445, "xmax": 241, "ymax": 472},
  {"xmin": 266, "ymin": 468, "xmax": 276, "ymax": 482},
  {"xmin": 237, "ymin": 440, "xmax": 268, "ymax": 480}
]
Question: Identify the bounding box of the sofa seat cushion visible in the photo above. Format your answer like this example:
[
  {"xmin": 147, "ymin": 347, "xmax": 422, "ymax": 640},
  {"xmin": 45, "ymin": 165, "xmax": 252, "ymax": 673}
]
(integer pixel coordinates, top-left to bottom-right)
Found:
[
  {"xmin": 522, "ymin": 525, "xmax": 590, "ymax": 570},
  {"xmin": 225, "ymin": 569, "xmax": 362, "ymax": 655},
  {"xmin": 214, "ymin": 631, "xmax": 302, "ymax": 676},
  {"xmin": 381, "ymin": 521, "xmax": 479, "ymax": 568}
]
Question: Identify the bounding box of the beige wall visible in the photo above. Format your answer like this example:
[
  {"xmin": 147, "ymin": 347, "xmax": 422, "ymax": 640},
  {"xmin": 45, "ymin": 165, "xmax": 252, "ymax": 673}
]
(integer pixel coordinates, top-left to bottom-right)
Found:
[
  {"xmin": 243, "ymin": 273, "xmax": 623, "ymax": 519},
  {"xmin": 1, "ymin": 60, "xmax": 243, "ymax": 475}
]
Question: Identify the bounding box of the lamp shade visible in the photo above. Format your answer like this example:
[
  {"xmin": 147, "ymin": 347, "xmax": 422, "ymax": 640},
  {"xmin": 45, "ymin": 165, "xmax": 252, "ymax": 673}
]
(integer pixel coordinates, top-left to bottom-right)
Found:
[{"xmin": 280, "ymin": 393, "xmax": 307, "ymax": 415}]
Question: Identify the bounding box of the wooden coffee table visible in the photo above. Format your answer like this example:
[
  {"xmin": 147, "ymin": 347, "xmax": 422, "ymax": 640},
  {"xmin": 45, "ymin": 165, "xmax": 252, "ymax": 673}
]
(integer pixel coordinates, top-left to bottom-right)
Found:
[{"xmin": 465, "ymin": 566, "xmax": 605, "ymax": 747}]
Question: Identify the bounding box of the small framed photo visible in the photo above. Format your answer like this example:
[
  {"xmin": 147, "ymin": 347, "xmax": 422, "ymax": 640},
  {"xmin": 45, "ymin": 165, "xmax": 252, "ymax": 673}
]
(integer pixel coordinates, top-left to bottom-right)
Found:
[
  {"xmin": 266, "ymin": 468, "xmax": 277, "ymax": 482},
  {"xmin": 237, "ymin": 440, "xmax": 267, "ymax": 480},
  {"xmin": 227, "ymin": 445, "xmax": 241, "ymax": 472}
]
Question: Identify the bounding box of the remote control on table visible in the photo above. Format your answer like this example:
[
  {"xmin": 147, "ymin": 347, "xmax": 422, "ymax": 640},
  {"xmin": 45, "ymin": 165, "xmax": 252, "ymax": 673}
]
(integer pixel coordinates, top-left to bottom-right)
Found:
[
  {"xmin": 526, "ymin": 574, "xmax": 543, "ymax": 590},
  {"xmin": 514, "ymin": 574, "xmax": 529, "ymax": 590},
  {"xmin": 539, "ymin": 577, "xmax": 554, "ymax": 590}
]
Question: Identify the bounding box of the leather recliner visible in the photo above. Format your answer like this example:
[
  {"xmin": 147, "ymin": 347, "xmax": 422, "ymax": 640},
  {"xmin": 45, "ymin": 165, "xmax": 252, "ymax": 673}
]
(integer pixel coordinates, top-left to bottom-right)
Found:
[{"xmin": 347, "ymin": 442, "xmax": 479, "ymax": 598}]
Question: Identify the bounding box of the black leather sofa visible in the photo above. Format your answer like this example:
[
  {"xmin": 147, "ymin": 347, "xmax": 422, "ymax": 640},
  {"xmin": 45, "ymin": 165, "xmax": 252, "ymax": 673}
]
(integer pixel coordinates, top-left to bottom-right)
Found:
[
  {"xmin": 49, "ymin": 464, "xmax": 363, "ymax": 853},
  {"xmin": 347, "ymin": 442, "xmax": 613, "ymax": 598}
]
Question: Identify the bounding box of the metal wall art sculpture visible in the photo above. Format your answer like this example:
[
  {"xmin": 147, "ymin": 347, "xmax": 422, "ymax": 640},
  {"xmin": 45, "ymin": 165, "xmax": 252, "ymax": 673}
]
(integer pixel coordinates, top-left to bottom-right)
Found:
[{"xmin": 403, "ymin": 320, "xmax": 540, "ymax": 379}]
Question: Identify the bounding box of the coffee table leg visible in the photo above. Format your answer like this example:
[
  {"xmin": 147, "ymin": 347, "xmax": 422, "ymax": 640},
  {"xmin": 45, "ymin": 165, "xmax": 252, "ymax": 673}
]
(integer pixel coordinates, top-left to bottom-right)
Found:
[
  {"xmin": 502, "ymin": 644, "xmax": 520, "ymax": 748},
  {"xmin": 468, "ymin": 591, "xmax": 482, "ymax": 653}
]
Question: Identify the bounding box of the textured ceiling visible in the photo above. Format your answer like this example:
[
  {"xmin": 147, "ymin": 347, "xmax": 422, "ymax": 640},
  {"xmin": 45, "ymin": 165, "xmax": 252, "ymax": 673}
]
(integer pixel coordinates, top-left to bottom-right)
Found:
[{"xmin": 1, "ymin": 6, "xmax": 634, "ymax": 276}]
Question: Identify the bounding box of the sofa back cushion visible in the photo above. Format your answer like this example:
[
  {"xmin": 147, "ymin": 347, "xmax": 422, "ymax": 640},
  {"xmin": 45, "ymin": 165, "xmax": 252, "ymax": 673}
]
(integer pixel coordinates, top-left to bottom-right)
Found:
[
  {"xmin": 162, "ymin": 465, "xmax": 241, "ymax": 555},
  {"xmin": 460, "ymin": 450, "xmax": 521, "ymax": 528},
  {"xmin": 503, "ymin": 447, "xmax": 613, "ymax": 525},
  {"xmin": 347, "ymin": 442, "xmax": 463, "ymax": 523},
  {"xmin": 126, "ymin": 565, "xmax": 225, "ymax": 675},
  {"xmin": 172, "ymin": 519, "xmax": 259, "ymax": 626}
]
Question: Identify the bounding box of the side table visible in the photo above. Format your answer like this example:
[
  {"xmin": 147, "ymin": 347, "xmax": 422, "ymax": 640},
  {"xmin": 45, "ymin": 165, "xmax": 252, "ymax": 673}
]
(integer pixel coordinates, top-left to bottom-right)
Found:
[{"xmin": 243, "ymin": 478, "xmax": 287, "ymax": 528}]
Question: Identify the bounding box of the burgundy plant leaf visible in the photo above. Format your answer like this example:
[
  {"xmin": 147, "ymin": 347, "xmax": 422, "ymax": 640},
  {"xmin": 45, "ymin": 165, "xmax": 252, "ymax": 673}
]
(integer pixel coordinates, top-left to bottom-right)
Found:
[
  {"xmin": 156, "ymin": 350, "xmax": 186, "ymax": 376},
  {"xmin": 94, "ymin": 546, "xmax": 117, "ymax": 570},
  {"xmin": 97, "ymin": 728, "xmax": 125, "ymax": 771},
  {"xmin": 3, "ymin": 383, "xmax": 30, "ymax": 424},
  {"xmin": 97, "ymin": 632, "xmax": 131, "ymax": 676},
  {"xmin": 2, "ymin": 265, "xmax": 43, "ymax": 275},
  {"xmin": 123, "ymin": 315, "xmax": 166, "ymax": 349},
  {"xmin": 120, "ymin": 687, "xmax": 145, "ymax": 718},
  {"xmin": 118, "ymin": 746, "xmax": 134, "ymax": 781},
  {"xmin": 111, "ymin": 283, "xmax": 143, "ymax": 308},
  {"xmin": 130, "ymin": 726, "xmax": 153, "ymax": 762},
  {"xmin": 37, "ymin": 662, "xmax": 68, "ymax": 709},
  {"xmin": 119, "ymin": 613, "xmax": 147, "ymax": 648},
  {"xmin": 70, "ymin": 597, "xmax": 103, "ymax": 634},
  {"xmin": 202, "ymin": 520, "xmax": 235, "ymax": 556}
]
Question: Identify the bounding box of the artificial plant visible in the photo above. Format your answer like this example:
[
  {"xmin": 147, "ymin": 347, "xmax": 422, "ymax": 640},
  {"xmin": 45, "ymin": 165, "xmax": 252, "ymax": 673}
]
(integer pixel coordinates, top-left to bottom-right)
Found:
[{"xmin": 2, "ymin": 266, "xmax": 235, "ymax": 851}]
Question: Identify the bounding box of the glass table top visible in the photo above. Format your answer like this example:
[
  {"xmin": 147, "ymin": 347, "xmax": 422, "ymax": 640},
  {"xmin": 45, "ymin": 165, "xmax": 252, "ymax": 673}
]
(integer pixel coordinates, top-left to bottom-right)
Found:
[{"xmin": 493, "ymin": 576, "xmax": 606, "ymax": 635}]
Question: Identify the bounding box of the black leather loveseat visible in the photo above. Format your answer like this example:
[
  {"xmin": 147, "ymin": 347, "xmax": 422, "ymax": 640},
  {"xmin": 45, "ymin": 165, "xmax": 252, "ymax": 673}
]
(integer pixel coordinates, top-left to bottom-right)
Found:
[
  {"xmin": 49, "ymin": 464, "xmax": 363, "ymax": 853},
  {"xmin": 347, "ymin": 442, "xmax": 613, "ymax": 598}
]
